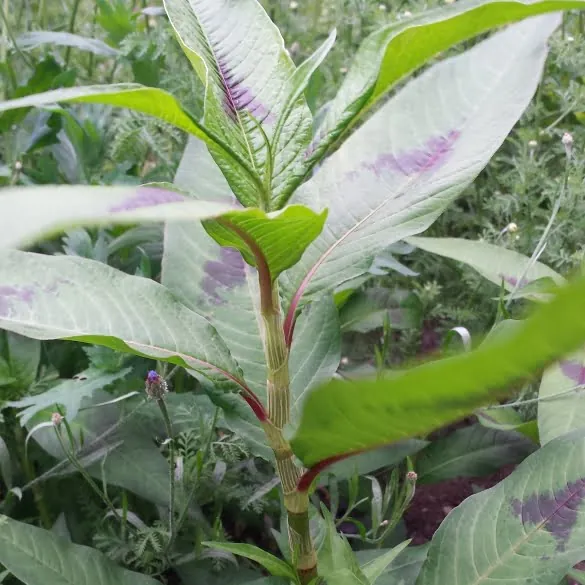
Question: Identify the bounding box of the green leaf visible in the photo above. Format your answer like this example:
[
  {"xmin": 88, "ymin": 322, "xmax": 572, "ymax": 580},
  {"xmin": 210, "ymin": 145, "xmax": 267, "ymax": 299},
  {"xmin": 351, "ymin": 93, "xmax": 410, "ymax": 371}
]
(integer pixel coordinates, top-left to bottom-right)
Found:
[
  {"xmin": 361, "ymin": 540, "xmax": 411, "ymax": 585},
  {"xmin": 6, "ymin": 367, "xmax": 131, "ymax": 424},
  {"xmin": 291, "ymin": 271, "xmax": 585, "ymax": 470},
  {"xmin": 16, "ymin": 31, "xmax": 119, "ymax": 56},
  {"xmin": 3, "ymin": 332, "xmax": 40, "ymax": 389},
  {"xmin": 0, "ymin": 184, "xmax": 233, "ymax": 248},
  {"xmin": 356, "ymin": 545, "xmax": 428, "ymax": 585},
  {"xmin": 0, "ymin": 250, "xmax": 244, "ymax": 391},
  {"xmin": 203, "ymin": 205, "xmax": 327, "ymax": 281},
  {"xmin": 476, "ymin": 408, "xmax": 539, "ymax": 444},
  {"xmin": 416, "ymin": 424, "xmax": 535, "ymax": 484},
  {"xmin": 0, "ymin": 515, "xmax": 159, "ymax": 585},
  {"xmin": 282, "ymin": 16, "xmax": 559, "ymax": 334},
  {"xmin": 307, "ymin": 0, "xmax": 585, "ymax": 174},
  {"xmin": 202, "ymin": 542, "xmax": 296, "ymax": 580},
  {"xmin": 289, "ymin": 296, "xmax": 341, "ymax": 426},
  {"xmin": 407, "ymin": 236, "xmax": 564, "ymax": 296},
  {"xmin": 416, "ymin": 427, "xmax": 585, "ymax": 585},
  {"xmin": 0, "ymin": 436, "xmax": 12, "ymax": 489},
  {"xmin": 538, "ymin": 350, "xmax": 585, "ymax": 445},
  {"xmin": 162, "ymin": 136, "xmax": 266, "ymax": 404},
  {"xmin": 162, "ymin": 0, "xmax": 313, "ymax": 207}
]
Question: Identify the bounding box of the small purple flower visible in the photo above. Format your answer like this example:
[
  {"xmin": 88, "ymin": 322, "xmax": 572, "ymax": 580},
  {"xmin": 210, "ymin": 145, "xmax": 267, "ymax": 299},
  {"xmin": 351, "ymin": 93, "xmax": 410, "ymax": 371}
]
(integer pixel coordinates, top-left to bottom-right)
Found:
[{"xmin": 145, "ymin": 370, "xmax": 168, "ymax": 399}]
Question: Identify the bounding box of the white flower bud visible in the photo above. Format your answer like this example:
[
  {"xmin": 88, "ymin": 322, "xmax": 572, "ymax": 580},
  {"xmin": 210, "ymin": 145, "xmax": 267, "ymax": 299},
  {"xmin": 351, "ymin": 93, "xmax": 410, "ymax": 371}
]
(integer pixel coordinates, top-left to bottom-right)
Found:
[
  {"xmin": 14, "ymin": 161, "xmax": 22, "ymax": 171},
  {"xmin": 562, "ymin": 132, "xmax": 574, "ymax": 157},
  {"xmin": 528, "ymin": 139, "xmax": 538, "ymax": 149},
  {"xmin": 51, "ymin": 412, "xmax": 63, "ymax": 426},
  {"xmin": 507, "ymin": 222, "xmax": 518, "ymax": 233},
  {"xmin": 289, "ymin": 1, "xmax": 298, "ymax": 9}
]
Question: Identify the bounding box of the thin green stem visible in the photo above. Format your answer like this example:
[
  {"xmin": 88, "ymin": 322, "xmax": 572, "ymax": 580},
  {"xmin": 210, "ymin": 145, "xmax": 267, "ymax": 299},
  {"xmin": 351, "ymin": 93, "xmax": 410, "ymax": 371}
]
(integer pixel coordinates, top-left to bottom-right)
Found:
[
  {"xmin": 156, "ymin": 399, "xmax": 175, "ymax": 544},
  {"xmin": 64, "ymin": 0, "xmax": 83, "ymax": 67}
]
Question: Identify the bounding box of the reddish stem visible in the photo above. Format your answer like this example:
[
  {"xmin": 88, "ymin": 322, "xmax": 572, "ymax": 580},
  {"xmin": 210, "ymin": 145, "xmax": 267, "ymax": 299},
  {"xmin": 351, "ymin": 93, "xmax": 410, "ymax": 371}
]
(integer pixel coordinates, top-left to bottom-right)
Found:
[{"xmin": 297, "ymin": 452, "xmax": 355, "ymax": 492}]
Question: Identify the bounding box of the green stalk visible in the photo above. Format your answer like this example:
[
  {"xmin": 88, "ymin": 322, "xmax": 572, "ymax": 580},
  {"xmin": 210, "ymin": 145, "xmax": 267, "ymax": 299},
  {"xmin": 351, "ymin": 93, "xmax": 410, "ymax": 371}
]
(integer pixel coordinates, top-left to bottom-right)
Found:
[
  {"xmin": 156, "ymin": 398, "xmax": 175, "ymax": 544},
  {"xmin": 261, "ymin": 283, "xmax": 318, "ymax": 584},
  {"xmin": 64, "ymin": 0, "xmax": 82, "ymax": 67}
]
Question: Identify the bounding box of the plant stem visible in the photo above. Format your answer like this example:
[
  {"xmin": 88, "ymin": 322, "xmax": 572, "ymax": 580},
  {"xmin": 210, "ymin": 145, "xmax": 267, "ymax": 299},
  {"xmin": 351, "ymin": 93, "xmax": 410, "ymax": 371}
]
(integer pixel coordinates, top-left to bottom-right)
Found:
[
  {"xmin": 64, "ymin": 0, "xmax": 82, "ymax": 67},
  {"xmin": 260, "ymin": 282, "xmax": 318, "ymax": 583},
  {"xmin": 156, "ymin": 398, "xmax": 175, "ymax": 544}
]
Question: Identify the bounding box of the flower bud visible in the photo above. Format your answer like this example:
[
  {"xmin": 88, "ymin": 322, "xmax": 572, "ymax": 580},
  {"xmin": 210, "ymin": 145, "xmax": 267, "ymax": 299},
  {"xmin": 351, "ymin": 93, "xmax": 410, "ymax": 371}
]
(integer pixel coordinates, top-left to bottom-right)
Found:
[
  {"xmin": 406, "ymin": 470, "xmax": 418, "ymax": 482},
  {"xmin": 14, "ymin": 161, "xmax": 22, "ymax": 171},
  {"xmin": 145, "ymin": 370, "xmax": 168, "ymax": 399},
  {"xmin": 51, "ymin": 412, "xmax": 63, "ymax": 426},
  {"xmin": 562, "ymin": 132, "xmax": 573, "ymax": 157},
  {"xmin": 507, "ymin": 222, "xmax": 518, "ymax": 233}
]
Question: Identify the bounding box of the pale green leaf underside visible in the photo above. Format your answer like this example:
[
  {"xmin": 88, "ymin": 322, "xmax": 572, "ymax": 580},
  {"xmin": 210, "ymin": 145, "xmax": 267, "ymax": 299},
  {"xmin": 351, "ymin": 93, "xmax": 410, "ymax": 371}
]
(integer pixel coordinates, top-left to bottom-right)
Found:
[
  {"xmin": 0, "ymin": 515, "xmax": 159, "ymax": 585},
  {"xmin": 417, "ymin": 428, "xmax": 585, "ymax": 585},
  {"xmin": 310, "ymin": 0, "xmax": 585, "ymax": 170},
  {"xmin": 0, "ymin": 250, "xmax": 243, "ymax": 389},
  {"xmin": 407, "ymin": 236, "xmax": 564, "ymax": 291},
  {"xmin": 283, "ymin": 16, "xmax": 559, "ymax": 318},
  {"xmin": 0, "ymin": 184, "xmax": 232, "ymax": 248},
  {"xmin": 291, "ymin": 272, "xmax": 585, "ymax": 467},
  {"xmin": 538, "ymin": 349, "xmax": 585, "ymax": 445},
  {"xmin": 163, "ymin": 0, "xmax": 312, "ymax": 205},
  {"xmin": 16, "ymin": 31, "xmax": 119, "ymax": 56}
]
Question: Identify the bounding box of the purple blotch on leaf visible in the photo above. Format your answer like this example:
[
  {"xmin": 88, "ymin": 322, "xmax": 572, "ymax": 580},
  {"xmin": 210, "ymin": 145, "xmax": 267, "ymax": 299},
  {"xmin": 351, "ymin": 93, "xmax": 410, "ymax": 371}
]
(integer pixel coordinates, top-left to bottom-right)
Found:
[
  {"xmin": 357, "ymin": 130, "xmax": 461, "ymax": 179},
  {"xmin": 510, "ymin": 478, "xmax": 585, "ymax": 551},
  {"xmin": 202, "ymin": 247, "xmax": 246, "ymax": 304},
  {"xmin": 560, "ymin": 360, "xmax": 585, "ymax": 385},
  {"xmin": 0, "ymin": 285, "xmax": 35, "ymax": 318},
  {"xmin": 109, "ymin": 187, "xmax": 185, "ymax": 213}
]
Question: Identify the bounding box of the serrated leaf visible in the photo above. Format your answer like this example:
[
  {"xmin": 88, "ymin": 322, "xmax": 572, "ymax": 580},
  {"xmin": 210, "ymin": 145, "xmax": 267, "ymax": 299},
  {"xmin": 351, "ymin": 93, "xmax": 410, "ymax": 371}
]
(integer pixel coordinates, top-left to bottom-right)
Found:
[
  {"xmin": 16, "ymin": 31, "xmax": 119, "ymax": 56},
  {"xmin": 416, "ymin": 427, "xmax": 585, "ymax": 585},
  {"xmin": 6, "ymin": 367, "xmax": 131, "ymax": 424},
  {"xmin": 282, "ymin": 16, "xmax": 559, "ymax": 338},
  {"xmin": 416, "ymin": 424, "xmax": 535, "ymax": 484},
  {"xmin": 306, "ymin": 0, "xmax": 585, "ymax": 176},
  {"xmin": 538, "ymin": 350, "xmax": 585, "ymax": 445},
  {"xmin": 291, "ymin": 272, "xmax": 585, "ymax": 470},
  {"xmin": 407, "ymin": 236, "xmax": 564, "ymax": 296},
  {"xmin": 0, "ymin": 515, "xmax": 159, "ymax": 585},
  {"xmin": 0, "ymin": 250, "xmax": 245, "ymax": 392},
  {"xmin": 202, "ymin": 542, "xmax": 296, "ymax": 580},
  {"xmin": 163, "ymin": 0, "xmax": 313, "ymax": 206},
  {"xmin": 289, "ymin": 296, "xmax": 341, "ymax": 426}
]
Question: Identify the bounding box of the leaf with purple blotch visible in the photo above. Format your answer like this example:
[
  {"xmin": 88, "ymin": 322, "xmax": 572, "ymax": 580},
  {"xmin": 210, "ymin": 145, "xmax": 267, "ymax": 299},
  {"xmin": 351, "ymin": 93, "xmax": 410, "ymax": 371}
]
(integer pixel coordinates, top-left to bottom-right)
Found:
[
  {"xmin": 417, "ymin": 427, "xmax": 585, "ymax": 585},
  {"xmin": 538, "ymin": 350, "xmax": 585, "ymax": 445},
  {"xmin": 163, "ymin": 0, "xmax": 313, "ymax": 206},
  {"xmin": 282, "ymin": 17, "xmax": 561, "ymax": 345}
]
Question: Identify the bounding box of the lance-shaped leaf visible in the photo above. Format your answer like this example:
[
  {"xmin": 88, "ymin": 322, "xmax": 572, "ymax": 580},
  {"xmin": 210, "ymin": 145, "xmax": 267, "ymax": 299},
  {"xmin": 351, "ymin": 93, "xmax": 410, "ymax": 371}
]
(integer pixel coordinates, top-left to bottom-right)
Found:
[
  {"xmin": 0, "ymin": 84, "xmax": 257, "ymax": 185},
  {"xmin": 282, "ymin": 16, "xmax": 559, "ymax": 344},
  {"xmin": 16, "ymin": 31, "xmax": 120, "ymax": 56},
  {"xmin": 0, "ymin": 250, "xmax": 251, "ymax": 397},
  {"xmin": 162, "ymin": 137, "xmax": 268, "ymax": 404},
  {"xmin": 0, "ymin": 184, "xmax": 232, "ymax": 248},
  {"xmin": 163, "ymin": 0, "xmax": 313, "ymax": 207},
  {"xmin": 0, "ymin": 515, "xmax": 159, "ymax": 585},
  {"xmin": 416, "ymin": 427, "xmax": 585, "ymax": 585},
  {"xmin": 305, "ymin": 0, "xmax": 585, "ymax": 176},
  {"xmin": 291, "ymin": 271, "xmax": 585, "ymax": 475},
  {"xmin": 538, "ymin": 350, "xmax": 585, "ymax": 445},
  {"xmin": 407, "ymin": 236, "xmax": 564, "ymax": 294}
]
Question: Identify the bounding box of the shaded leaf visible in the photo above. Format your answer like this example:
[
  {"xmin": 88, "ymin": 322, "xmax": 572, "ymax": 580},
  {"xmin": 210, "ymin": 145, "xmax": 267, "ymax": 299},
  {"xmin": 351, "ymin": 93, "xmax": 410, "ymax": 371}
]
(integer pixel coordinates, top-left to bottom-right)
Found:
[
  {"xmin": 416, "ymin": 424, "xmax": 535, "ymax": 484},
  {"xmin": 0, "ymin": 436, "xmax": 12, "ymax": 489},
  {"xmin": 361, "ymin": 540, "xmax": 411, "ymax": 585},
  {"xmin": 283, "ymin": 16, "xmax": 559, "ymax": 341},
  {"xmin": 291, "ymin": 271, "xmax": 585, "ymax": 470},
  {"xmin": 356, "ymin": 545, "xmax": 428, "ymax": 585},
  {"xmin": 416, "ymin": 427, "xmax": 585, "ymax": 585},
  {"xmin": 0, "ymin": 515, "xmax": 159, "ymax": 585},
  {"xmin": 476, "ymin": 408, "xmax": 539, "ymax": 444},
  {"xmin": 3, "ymin": 332, "xmax": 40, "ymax": 389},
  {"xmin": 16, "ymin": 31, "xmax": 119, "ymax": 56},
  {"xmin": 538, "ymin": 350, "xmax": 585, "ymax": 444}
]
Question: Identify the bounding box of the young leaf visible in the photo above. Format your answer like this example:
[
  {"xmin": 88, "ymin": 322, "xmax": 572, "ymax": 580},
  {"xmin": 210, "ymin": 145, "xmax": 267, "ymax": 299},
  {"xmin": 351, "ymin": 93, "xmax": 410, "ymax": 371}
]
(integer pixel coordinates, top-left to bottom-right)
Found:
[
  {"xmin": 16, "ymin": 31, "xmax": 119, "ymax": 56},
  {"xmin": 306, "ymin": 0, "xmax": 585, "ymax": 174},
  {"xmin": 0, "ymin": 515, "xmax": 159, "ymax": 585},
  {"xmin": 291, "ymin": 271, "xmax": 585, "ymax": 473},
  {"xmin": 0, "ymin": 250, "xmax": 249, "ymax": 396},
  {"xmin": 538, "ymin": 350, "xmax": 585, "ymax": 445},
  {"xmin": 416, "ymin": 427, "xmax": 585, "ymax": 585},
  {"xmin": 415, "ymin": 424, "xmax": 535, "ymax": 484},
  {"xmin": 407, "ymin": 236, "xmax": 564, "ymax": 294},
  {"xmin": 356, "ymin": 545, "xmax": 428, "ymax": 585},
  {"xmin": 282, "ymin": 16, "xmax": 560, "ymax": 343},
  {"xmin": 202, "ymin": 542, "xmax": 297, "ymax": 580},
  {"xmin": 162, "ymin": 0, "xmax": 313, "ymax": 207},
  {"xmin": 361, "ymin": 540, "xmax": 411, "ymax": 585}
]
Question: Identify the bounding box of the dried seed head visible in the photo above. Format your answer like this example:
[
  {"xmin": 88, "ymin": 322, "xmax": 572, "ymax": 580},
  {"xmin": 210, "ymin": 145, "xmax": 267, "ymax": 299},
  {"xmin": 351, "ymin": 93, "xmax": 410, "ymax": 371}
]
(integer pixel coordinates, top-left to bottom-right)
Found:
[
  {"xmin": 51, "ymin": 412, "xmax": 63, "ymax": 426},
  {"xmin": 145, "ymin": 370, "xmax": 168, "ymax": 399}
]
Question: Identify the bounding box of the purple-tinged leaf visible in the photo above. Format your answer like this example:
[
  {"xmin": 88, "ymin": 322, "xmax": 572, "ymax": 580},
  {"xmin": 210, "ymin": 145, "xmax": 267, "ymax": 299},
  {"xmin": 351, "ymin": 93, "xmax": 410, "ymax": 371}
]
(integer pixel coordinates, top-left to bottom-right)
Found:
[
  {"xmin": 108, "ymin": 187, "xmax": 185, "ymax": 212},
  {"xmin": 417, "ymin": 428, "xmax": 585, "ymax": 585},
  {"xmin": 202, "ymin": 247, "xmax": 247, "ymax": 305},
  {"xmin": 560, "ymin": 360, "xmax": 585, "ymax": 385}
]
